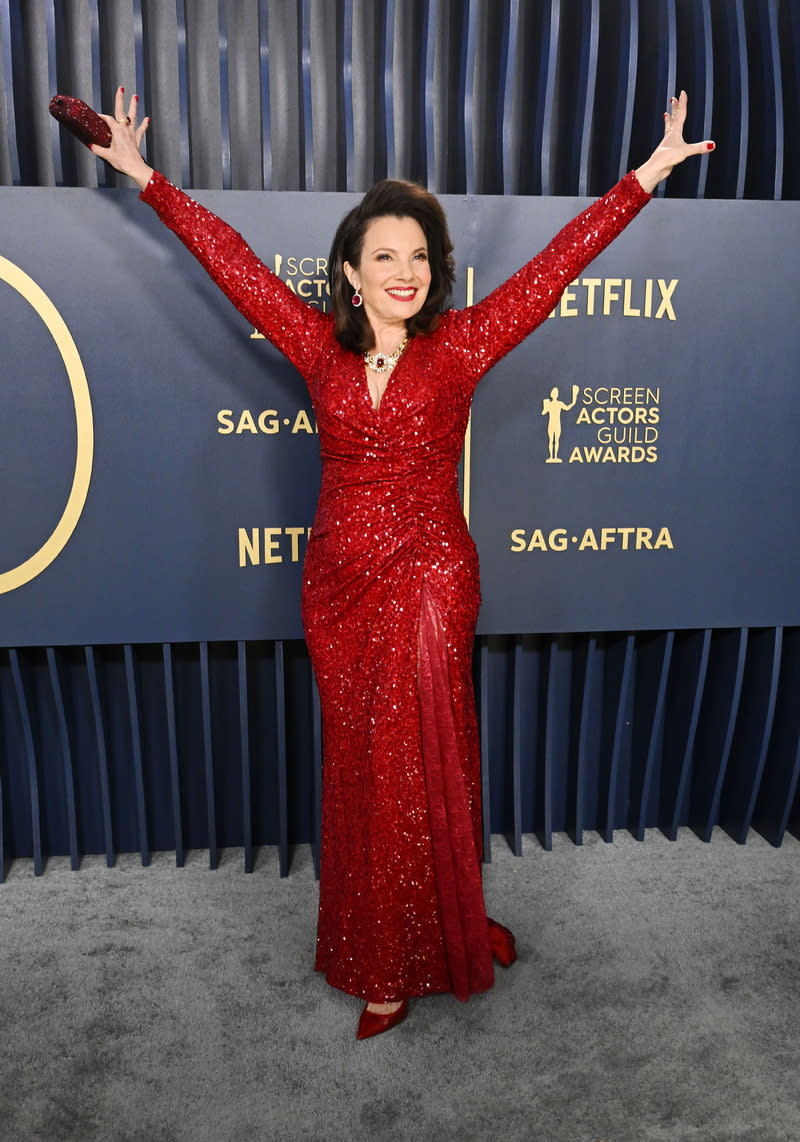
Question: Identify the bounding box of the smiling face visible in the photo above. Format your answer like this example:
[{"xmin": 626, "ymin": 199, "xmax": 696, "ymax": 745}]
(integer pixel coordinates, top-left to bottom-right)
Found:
[{"xmin": 343, "ymin": 214, "xmax": 431, "ymax": 340}]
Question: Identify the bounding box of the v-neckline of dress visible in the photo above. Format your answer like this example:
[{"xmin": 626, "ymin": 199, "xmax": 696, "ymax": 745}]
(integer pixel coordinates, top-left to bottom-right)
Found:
[{"xmin": 364, "ymin": 336, "xmax": 412, "ymax": 415}]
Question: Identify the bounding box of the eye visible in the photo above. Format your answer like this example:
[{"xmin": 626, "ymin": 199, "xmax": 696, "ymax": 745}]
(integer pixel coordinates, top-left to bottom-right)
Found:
[
  {"xmin": 375, "ymin": 252, "xmax": 392, "ymax": 261},
  {"xmin": 414, "ymin": 251, "xmax": 428, "ymax": 262}
]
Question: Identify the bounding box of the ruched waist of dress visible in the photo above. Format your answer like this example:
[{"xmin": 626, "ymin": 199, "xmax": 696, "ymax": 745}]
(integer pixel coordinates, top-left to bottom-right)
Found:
[
  {"xmin": 319, "ymin": 452, "xmax": 461, "ymax": 493},
  {"xmin": 319, "ymin": 436, "xmax": 461, "ymax": 472},
  {"xmin": 314, "ymin": 482, "xmax": 466, "ymax": 533}
]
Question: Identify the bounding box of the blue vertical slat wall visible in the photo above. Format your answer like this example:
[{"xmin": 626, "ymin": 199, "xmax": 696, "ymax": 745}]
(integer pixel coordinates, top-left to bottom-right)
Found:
[
  {"xmin": 237, "ymin": 641, "xmax": 253, "ymax": 873},
  {"xmin": 162, "ymin": 643, "xmax": 185, "ymax": 867},
  {"xmin": 45, "ymin": 647, "xmax": 79, "ymax": 869},
  {"xmin": 1, "ymin": 1, "xmax": 799, "ymax": 877},
  {"xmin": 83, "ymin": 646, "xmax": 115, "ymax": 865},
  {"xmin": 8, "ymin": 650, "xmax": 43, "ymax": 875},
  {"xmin": 198, "ymin": 642, "xmax": 218, "ymax": 870},
  {"xmin": 0, "ymin": 0, "xmax": 21, "ymax": 184},
  {"xmin": 2, "ymin": 626, "xmax": 800, "ymax": 874}
]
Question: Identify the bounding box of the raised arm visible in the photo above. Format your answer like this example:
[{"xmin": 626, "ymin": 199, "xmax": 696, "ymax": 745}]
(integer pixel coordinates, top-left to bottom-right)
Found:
[
  {"xmin": 90, "ymin": 87, "xmax": 330, "ymax": 377},
  {"xmin": 448, "ymin": 91, "xmax": 714, "ymax": 386},
  {"xmin": 448, "ymin": 170, "xmax": 651, "ymax": 381}
]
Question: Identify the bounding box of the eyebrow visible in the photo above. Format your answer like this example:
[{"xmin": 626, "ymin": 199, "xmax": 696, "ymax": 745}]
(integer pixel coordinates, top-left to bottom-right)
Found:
[{"xmin": 368, "ymin": 244, "xmax": 428, "ymax": 255}]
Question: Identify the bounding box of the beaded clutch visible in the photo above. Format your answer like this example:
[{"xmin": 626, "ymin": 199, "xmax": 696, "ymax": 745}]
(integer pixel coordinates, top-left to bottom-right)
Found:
[{"xmin": 49, "ymin": 95, "xmax": 112, "ymax": 149}]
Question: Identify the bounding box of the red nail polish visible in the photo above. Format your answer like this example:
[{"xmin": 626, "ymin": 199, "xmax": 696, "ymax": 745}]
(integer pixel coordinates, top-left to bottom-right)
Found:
[
  {"xmin": 120, "ymin": 86, "xmax": 124, "ymax": 93},
  {"xmin": 707, "ymin": 141, "xmax": 715, "ymax": 151},
  {"xmin": 134, "ymin": 95, "xmax": 138, "ymax": 101}
]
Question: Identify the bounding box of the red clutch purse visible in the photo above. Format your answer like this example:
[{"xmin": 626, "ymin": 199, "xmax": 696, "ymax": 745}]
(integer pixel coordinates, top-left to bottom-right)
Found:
[{"xmin": 49, "ymin": 95, "xmax": 112, "ymax": 149}]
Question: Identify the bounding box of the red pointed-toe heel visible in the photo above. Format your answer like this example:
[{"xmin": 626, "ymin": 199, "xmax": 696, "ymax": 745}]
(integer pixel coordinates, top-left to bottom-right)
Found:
[
  {"xmin": 357, "ymin": 999, "xmax": 409, "ymax": 1041},
  {"xmin": 488, "ymin": 918, "xmax": 517, "ymax": 968}
]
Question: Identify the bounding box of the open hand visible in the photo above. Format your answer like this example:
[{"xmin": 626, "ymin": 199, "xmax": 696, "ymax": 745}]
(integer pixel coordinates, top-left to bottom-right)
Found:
[
  {"xmin": 91, "ymin": 86, "xmax": 154, "ymax": 190},
  {"xmin": 635, "ymin": 92, "xmax": 714, "ymax": 193}
]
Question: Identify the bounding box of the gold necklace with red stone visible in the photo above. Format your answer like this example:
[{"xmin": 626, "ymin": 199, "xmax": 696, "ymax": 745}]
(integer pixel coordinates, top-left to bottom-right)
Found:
[{"xmin": 364, "ymin": 335, "xmax": 409, "ymax": 374}]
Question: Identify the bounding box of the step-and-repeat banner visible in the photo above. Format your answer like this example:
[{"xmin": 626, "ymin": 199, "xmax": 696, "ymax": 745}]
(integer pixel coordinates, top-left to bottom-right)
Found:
[{"xmin": 2, "ymin": 187, "xmax": 798, "ymax": 644}]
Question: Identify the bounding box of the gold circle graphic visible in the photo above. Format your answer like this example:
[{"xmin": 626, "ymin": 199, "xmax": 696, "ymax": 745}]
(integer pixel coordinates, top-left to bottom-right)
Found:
[{"xmin": 0, "ymin": 256, "xmax": 94, "ymax": 594}]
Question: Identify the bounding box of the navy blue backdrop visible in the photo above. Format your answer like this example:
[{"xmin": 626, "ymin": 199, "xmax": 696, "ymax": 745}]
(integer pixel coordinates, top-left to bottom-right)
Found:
[{"xmin": 3, "ymin": 190, "xmax": 799, "ymax": 643}]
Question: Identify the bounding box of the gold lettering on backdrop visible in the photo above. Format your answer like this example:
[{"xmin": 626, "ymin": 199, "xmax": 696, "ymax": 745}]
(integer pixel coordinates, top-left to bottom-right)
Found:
[
  {"xmin": 583, "ymin": 278, "xmax": 601, "ymax": 315},
  {"xmin": 0, "ymin": 257, "xmax": 94, "ymax": 594},
  {"xmin": 541, "ymin": 386, "xmax": 661, "ymax": 464},
  {"xmin": 284, "ymin": 526, "xmax": 307, "ymax": 561},
  {"xmin": 509, "ymin": 528, "xmax": 570, "ymax": 552},
  {"xmin": 603, "ymin": 278, "xmax": 622, "ymax": 315},
  {"xmin": 238, "ymin": 527, "xmax": 312, "ymax": 567},
  {"xmin": 237, "ymin": 410, "xmax": 258, "ymax": 434},
  {"xmin": 239, "ymin": 528, "xmax": 259, "ymax": 566},
  {"xmin": 546, "ymin": 278, "xmax": 678, "ymax": 320},
  {"xmin": 509, "ymin": 527, "xmax": 674, "ymax": 553},
  {"xmin": 263, "ymin": 528, "xmax": 282, "ymax": 563},
  {"xmin": 644, "ymin": 278, "xmax": 653, "ymax": 317},
  {"xmin": 559, "ymin": 283, "xmax": 579, "ymax": 317},
  {"xmin": 217, "ymin": 410, "xmax": 318, "ymax": 435},
  {"xmin": 291, "ymin": 410, "xmax": 314, "ymax": 434},
  {"xmin": 579, "ymin": 529, "xmax": 599, "ymax": 551},
  {"xmin": 654, "ymin": 279, "xmax": 678, "ymax": 320},
  {"xmin": 623, "ymin": 279, "xmax": 640, "ymax": 317}
]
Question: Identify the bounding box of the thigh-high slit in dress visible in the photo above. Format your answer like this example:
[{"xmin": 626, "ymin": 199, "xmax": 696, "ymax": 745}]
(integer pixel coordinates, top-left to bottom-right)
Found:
[{"xmin": 141, "ymin": 171, "xmax": 650, "ymax": 1003}]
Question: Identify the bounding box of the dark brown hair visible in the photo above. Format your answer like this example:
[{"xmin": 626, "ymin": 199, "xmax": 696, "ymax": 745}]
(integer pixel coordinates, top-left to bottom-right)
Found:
[{"xmin": 327, "ymin": 179, "xmax": 456, "ymax": 354}]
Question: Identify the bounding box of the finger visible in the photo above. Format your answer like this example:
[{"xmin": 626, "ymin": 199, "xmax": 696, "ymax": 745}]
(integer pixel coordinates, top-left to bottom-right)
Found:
[
  {"xmin": 664, "ymin": 96, "xmax": 682, "ymax": 132},
  {"xmin": 134, "ymin": 117, "xmax": 150, "ymax": 147},
  {"xmin": 114, "ymin": 85, "xmax": 125, "ymax": 121},
  {"xmin": 97, "ymin": 113, "xmax": 123, "ymax": 150},
  {"xmin": 666, "ymin": 139, "xmax": 714, "ymax": 169},
  {"xmin": 680, "ymin": 138, "xmax": 714, "ymax": 157},
  {"xmin": 128, "ymin": 92, "xmax": 139, "ymax": 127},
  {"xmin": 662, "ymin": 99, "xmax": 680, "ymax": 136},
  {"xmin": 672, "ymin": 90, "xmax": 688, "ymax": 129}
]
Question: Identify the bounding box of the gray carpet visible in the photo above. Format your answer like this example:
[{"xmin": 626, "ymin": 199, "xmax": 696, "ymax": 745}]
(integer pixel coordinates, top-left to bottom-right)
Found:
[{"xmin": 1, "ymin": 829, "xmax": 798, "ymax": 1142}]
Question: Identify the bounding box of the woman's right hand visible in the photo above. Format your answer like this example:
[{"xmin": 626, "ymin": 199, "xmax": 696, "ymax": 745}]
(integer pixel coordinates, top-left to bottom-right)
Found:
[{"xmin": 91, "ymin": 86, "xmax": 154, "ymax": 191}]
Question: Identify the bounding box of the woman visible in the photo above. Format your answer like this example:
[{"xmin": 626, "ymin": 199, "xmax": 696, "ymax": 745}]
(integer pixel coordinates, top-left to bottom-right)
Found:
[{"xmin": 92, "ymin": 88, "xmax": 712, "ymax": 1040}]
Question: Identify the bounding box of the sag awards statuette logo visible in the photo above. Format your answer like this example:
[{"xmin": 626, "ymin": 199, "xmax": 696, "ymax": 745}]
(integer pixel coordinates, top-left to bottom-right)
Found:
[
  {"xmin": 542, "ymin": 385, "xmax": 579, "ymax": 462},
  {"xmin": 0, "ymin": 257, "xmax": 93, "ymax": 594}
]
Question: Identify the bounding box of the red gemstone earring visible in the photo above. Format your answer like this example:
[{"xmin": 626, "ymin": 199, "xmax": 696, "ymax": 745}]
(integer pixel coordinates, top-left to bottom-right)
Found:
[{"xmin": 352, "ymin": 287, "xmax": 362, "ymax": 308}]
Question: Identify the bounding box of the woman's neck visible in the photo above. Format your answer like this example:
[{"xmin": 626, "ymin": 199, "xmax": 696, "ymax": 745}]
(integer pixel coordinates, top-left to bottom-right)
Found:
[{"xmin": 367, "ymin": 318, "xmax": 408, "ymax": 355}]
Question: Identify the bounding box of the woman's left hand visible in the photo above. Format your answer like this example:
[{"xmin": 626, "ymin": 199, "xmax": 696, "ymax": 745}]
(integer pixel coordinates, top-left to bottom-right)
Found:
[{"xmin": 634, "ymin": 91, "xmax": 714, "ymax": 193}]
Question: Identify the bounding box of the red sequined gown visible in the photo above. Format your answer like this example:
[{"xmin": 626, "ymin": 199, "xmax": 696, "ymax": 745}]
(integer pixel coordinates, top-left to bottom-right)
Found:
[{"xmin": 141, "ymin": 171, "xmax": 650, "ymax": 1003}]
